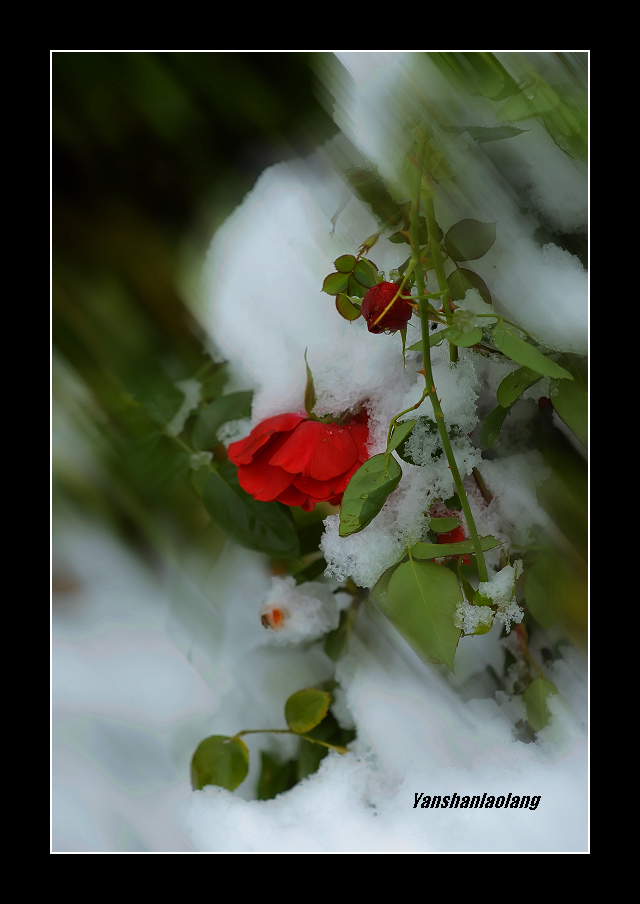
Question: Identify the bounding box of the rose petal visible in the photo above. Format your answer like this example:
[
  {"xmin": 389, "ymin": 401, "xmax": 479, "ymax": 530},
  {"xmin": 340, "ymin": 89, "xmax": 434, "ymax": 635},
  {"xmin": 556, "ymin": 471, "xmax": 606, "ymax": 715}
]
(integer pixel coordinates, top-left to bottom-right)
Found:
[
  {"xmin": 235, "ymin": 432, "xmax": 297, "ymax": 501},
  {"xmin": 275, "ymin": 484, "xmax": 311, "ymax": 508},
  {"xmin": 347, "ymin": 422, "xmax": 370, "ymax": 462},
  {"xmin": 237, "ymin": 459, "xmax": 296, "ymax": 502},
  {"xmin": 270, "ymin": 420, "xmax": 358, "ymax": 481},
  {"xmin": 293, "ymin": 473, "xmax": 341, "ymax": 498},
  {"xmin": 228, "ymin": 413, "xmax": 305, "ymax": 466}
]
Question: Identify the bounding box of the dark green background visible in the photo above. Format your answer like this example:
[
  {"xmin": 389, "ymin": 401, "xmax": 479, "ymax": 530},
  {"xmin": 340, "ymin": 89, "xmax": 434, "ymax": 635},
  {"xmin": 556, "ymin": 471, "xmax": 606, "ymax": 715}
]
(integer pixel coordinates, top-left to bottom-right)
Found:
[{"xmin": 52, "ymin": 51, "xmax": 337, "ymax": 544}]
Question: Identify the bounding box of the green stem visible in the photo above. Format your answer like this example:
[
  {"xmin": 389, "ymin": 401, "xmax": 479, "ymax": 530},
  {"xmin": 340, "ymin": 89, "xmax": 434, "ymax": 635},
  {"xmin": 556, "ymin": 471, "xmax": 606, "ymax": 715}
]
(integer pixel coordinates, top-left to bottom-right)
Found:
[
  {"xmin": 234, "ymin": 729, "xmax": 348, "ymax": 754},
  {"xmin": 410, "ymin": 136, "xmax": 488, "ymax": 583},
  {"xmin": 386, "ymin": 391, "xmax": 428, "ymax": 450},
  {"xmin": 423, "ymin": 195, "xmax": 457, "ymax": 363}
]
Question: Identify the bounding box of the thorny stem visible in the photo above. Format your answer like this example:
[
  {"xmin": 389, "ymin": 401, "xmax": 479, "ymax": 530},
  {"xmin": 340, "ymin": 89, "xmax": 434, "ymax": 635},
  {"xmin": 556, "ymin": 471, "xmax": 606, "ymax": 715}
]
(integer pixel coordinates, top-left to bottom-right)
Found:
[
  {"xmin": 422, "ymin": 190, "xmax": 457, "ymax": 363},
  {"xmin": 410, "ymin": 135, "xmax": 488, "ymax": 582}
]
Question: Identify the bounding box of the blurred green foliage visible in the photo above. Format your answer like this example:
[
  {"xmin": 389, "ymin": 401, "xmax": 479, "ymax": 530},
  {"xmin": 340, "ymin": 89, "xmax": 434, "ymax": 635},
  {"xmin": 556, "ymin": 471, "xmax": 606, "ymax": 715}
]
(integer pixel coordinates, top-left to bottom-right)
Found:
[{"xmin": 52, "ymin": 51, "xmax": 337, "ymax": 549}]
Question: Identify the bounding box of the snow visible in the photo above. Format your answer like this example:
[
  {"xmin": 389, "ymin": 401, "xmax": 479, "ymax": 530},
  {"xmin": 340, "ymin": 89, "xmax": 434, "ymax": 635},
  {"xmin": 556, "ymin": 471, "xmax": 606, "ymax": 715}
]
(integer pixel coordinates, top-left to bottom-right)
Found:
[{"xmin": 52, "ymin": 52, "xmax": 588, "ymax": 853}]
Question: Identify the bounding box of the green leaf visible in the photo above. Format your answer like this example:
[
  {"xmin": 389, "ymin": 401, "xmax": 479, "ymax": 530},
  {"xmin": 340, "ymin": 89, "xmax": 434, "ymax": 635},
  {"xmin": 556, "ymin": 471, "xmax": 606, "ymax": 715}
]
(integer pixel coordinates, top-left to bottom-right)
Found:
[
  {"xmin": 347, "ymin": 275, "xmax": 367, "ymax": 298},
  {"xmin": 296, "ymin": 713, "xmax": 355, "ymax": 781},
  {"xmin": 334, "ymin": 254, "xmax": 356, "ymax": 273},
  {"xmin": 191, "ymin": 391, "xmax": 253, "ymax": 450},
  {"xmin": 410, "ymin": 535, "xmax": 500, "ymax": 560},
  {"xmin": 463, "ymin": 52, "xmax": 519, "ymax": 100},
  {"xmin": 130, "ymin": 373, "xmax": 186, "ymax": 430},
  {"xmin": 523, "ymin": 677, "xmax": 558, "ymax": 733},
  {"xmin": 190, "ymin": 461, "xmax": 212, "ymax": 496},
  {"xmin": 370, "ymin": 561, "xmax": 401, "ymax": 611},
  {"xmin": 322, "ymin": 271, "xmax": 350, "ymax": 295},
  {"xmin": 190, "ymin": 735, "xmax": 249, "ymax": 791},
  {"xmin": 445, "ymin": 220, "xmax": 496, "ymax": 262},
  {"xmin": 458, "ymin": 125, "xmax": 528, "ymax": 143},
  {"xmin": 497, "ymin": 366, "xmax": 542, "ymax": 408},
  {"xmin": 127, "ymin": 432, "xmax": 191, "ymax": 494},
  {"xmin": 478, "ymin": 405, "xmax": 511, "ymax": 450},
  {"xmin": 441, "ymin": 325, "xmax": 483, "ymax": 347},
  {"xmin": 407, "ymin": 326, "xmax": 449, "ymax": 354},
  {"xmin": 378, "ymin": 560, "xmax": 462, "ymax": 670},
  {"xmin": 200, "ymin": 362, "xmax": 229, "ymax": 400},
  {"xmin": 429, "ymin": 516, "xmax": 461, "ymax": 533},
  {"xmin": 203, "ymin": 463, "xmax": 300, "ymax": 558},
  {"xmin": 429, "ymin": 52, "xmax": 520, "ymax": 102},
  {"xmin": 346, "ymin": 165, "xmax": 404, "ymax": 225},
  {"xmin": 491, "ymin": 322, "xmax": 573, "ymax": 380},
  {"xmin": 387, "ymin": 419, "xmax": 416, "ymax": 454},
  {"xmin": 352, "ymin": 258, "xmax": 378, "ymax": 289},
  {"xmin": 339, "ymin": 453, "xmax": 402, "ymax": 537},
  {"xmin": 285, "ymin": 688, "xmax": 331, "ymax": 734},
  {"xmin": 498, "ymin": 79, "xmax": 560, "ymax": 122},
  {"xmin": 550, "ymin": 364, "xmax": 587, "ymax": 448},
  {"xmin": 304, "ymin": 350, "xmax": 316, "ymax": 417},
  {"xmin": 524, "ymin": 553, "xmax": 564, "ymax": 630},
  {"xmin": 335, "ymin": 293, "xmax": 362, "ymax": 321},
  {"xmin": 256, "ymin": 751, "xmax": 298, "ymax": 801},
  {"xmin": 447, "ymin": 268, "xmax": 492, "ymax": 304},
  {"xmin": 324, "ymin": 605, "xmax": 358, "ymax": 662},
  {"xmin": 398, "ymin": 256, "xmax": 411, "ymax": 278}
]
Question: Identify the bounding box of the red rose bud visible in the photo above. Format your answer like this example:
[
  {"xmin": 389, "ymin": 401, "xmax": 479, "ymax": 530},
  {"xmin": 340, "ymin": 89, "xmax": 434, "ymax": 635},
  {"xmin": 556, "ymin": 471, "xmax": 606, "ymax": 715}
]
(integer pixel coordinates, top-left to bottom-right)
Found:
[
  {"xmin": 227, "ymin": 410, "xmax": 369, "ymax": 512},
  {"xmin": 361, "ymin": 282, "xmax": 413, "ymax": 334}
]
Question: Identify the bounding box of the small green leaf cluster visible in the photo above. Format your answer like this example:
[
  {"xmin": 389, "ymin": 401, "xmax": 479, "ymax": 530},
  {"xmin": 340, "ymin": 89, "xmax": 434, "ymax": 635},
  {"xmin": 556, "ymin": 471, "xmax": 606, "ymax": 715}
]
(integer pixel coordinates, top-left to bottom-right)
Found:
[
  {"xmin": 322, "ymin": 255, "xmax": 379, "ymax": 321},
  {"xmin": 190, "ymin": 687, "xmax": 353, "ymax": 796},
  {"xmin": 478, "ymin": 344, "xmax": 582, "ymax": 451}
]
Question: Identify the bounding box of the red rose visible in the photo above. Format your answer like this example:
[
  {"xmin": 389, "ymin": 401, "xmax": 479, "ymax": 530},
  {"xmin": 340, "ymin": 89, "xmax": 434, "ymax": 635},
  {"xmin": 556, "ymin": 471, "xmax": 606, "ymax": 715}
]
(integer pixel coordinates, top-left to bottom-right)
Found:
[
  {"xmin": 361, "ymin": 281, "xmax": 413, "ymax": 334},
  {"xmin": 227, "ymin": 410, "xmax": 369, "ymax": 512}
]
